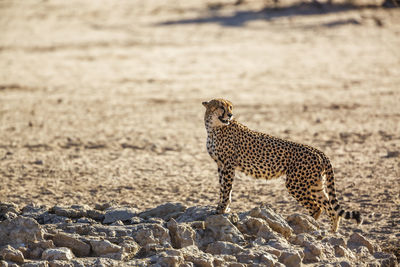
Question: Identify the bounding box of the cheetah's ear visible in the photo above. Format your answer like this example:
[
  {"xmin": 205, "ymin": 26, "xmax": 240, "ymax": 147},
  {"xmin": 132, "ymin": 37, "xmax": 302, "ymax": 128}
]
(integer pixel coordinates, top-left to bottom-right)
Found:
[{"xmin": 202, "ymin": 101, "xmax": 209, "ymax": 108}]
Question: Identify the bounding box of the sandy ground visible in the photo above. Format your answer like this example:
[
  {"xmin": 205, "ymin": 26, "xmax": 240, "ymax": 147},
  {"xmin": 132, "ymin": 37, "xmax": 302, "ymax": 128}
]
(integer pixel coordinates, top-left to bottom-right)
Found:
[{"xmin": 0, "ymin": 0, "xmax": 399, "ymax": 259}]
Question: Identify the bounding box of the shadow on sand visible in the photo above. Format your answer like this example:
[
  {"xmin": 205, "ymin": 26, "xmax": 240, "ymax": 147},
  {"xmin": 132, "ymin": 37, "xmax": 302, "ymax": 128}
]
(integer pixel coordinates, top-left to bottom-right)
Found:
[{"xmin": 157, "ymin": 2, "xmax": 380, "ymax": 27}]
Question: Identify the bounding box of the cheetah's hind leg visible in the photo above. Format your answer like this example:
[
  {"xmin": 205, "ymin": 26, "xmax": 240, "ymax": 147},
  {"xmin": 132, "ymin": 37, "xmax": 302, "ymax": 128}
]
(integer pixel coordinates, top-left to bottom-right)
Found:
[
  {"xmin": 285, "ymin": 176, "xmax": 322, "ymax": 220},
  {"xmin": 309, "ymin": 182, "xmax": 340, "ymax": 232},
  {"xmin": 309, "ymin": 197, "xmax": 322, "ymax": 220}
]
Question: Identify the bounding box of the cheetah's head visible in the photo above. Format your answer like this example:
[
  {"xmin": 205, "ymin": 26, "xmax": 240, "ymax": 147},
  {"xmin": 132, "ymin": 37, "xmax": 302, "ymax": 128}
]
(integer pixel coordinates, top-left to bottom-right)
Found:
[{"xmin": 202, "ymin": 98, "xmax": 233, "ymax": 127}]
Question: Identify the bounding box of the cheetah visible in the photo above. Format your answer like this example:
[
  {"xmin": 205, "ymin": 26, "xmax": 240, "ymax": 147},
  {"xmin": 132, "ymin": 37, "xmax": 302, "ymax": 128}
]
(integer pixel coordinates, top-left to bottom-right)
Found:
[{"xmin": 202, "ymin": 98, "xmax": 361, "ymax": 232}]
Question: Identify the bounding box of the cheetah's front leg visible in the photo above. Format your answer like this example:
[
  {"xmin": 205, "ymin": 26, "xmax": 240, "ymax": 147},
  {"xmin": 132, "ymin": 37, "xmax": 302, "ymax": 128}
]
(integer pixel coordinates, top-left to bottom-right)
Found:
[{"xmin": 216, "ymin": 164, "xmax": 235, "ymax": 214}]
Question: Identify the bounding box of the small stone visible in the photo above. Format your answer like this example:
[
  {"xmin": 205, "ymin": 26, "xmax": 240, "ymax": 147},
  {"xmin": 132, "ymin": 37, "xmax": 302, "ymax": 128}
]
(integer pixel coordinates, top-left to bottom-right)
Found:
[
  {"xmin": 286, "ymin": 213, "xmax": 319, "ymax": 234},
  {"xmin": 51, "ymin": 205, "xmax": 87, "ymax": 218},
  {"xmin": 41, "ymin": 247, "xmax": 74, "ymax": 261},
  {"xmin": 86, "ymin": 209, "xmax": 104, "ymax": 221},
  {"xmin": 279, "ymin": 250, "xmax": 303, "ymax": 267},
  {"xmin": 48, "ymin": 260, "xmax": 74, "ymax": 267},
  {"xmin": 0, "ymin": 245, "xmax": 25, "ymax": 264},
  {"xmin": 180, "ymin": 245, "xmax": 214, "ymax": 267},
  {"xmin": 133, "ymin": 223, "xmax": 171, "ymax": 247},
  {"xmin": 303, "ymin": 241, "xmax": 322, "ymax": 263},
  {"xmin": 128, "ymin": 217, "xmax": 144, "ymax": 224},
  {"xmin": 138, "ymin": 202, "xmax": 186, "ymax": 220},
  {"xmin": 205, "ymin": 241, "xmax": 244, "ymax": 255},
  {"xmin": 237, "ymin": 216, "xmax": 274, "ymax": 240},
  {"xmin": 0, "ymin": 202, "xmax": 20, "ymax": 215},
  {"xmin": 89, "ymin": 240, "xmax": 121, "ymax": 256},
  {"xmin": 41, "ymin": 213, "xmax": 69, "ymax": 224},
  {"xmin": 21, "ymin": 205, "xmax": 48, "ymax": 222},
  {"xmin": 31, "ymin": 240, "xmax": 55, "ymax": 250},
  {"xmin": 76, "ymin": 217, "xmax": 95, "ymax": 224},
  {"xmin": 18, "ymin": 246, "xmax": 29, "ymax": 259},
  {"xmin": 153, "ymin": 249, "xmax": 184, "ymax": 266},
  {"xmin": 0, "ymin": 216, "xmax": 44, "ymax": 247},
  {"xmin": 119, "ymin": 240, "xmax": 140, "ymax": 259},
  {"xmin": 3, "ymin": 212, "xmax": 17, "ymax": 220},
  {"xmin": 256, "ymin": 245, "xmax": 282, "ymax": 258},
  {"xmin": 167, "ymin": 218, "xmax": 196, "ymax": 249},
  {"xmin": 110, "ymin": 220, "xmax": 124, "ymax": 226},
  {"xmin": 334, "ymin": 245, "xmax": 346, "ymax": 257},
  {"xmin": 235, "ymin": 251, "xmax": 257, "ymax": 264},
  {"xmin": 176, "ymin": 206, "xmax": 215, "ymax": 223},
  {"xmin": 334, "ymin": 245, "xmax": 355, "ymax": 260},
  {"xmin": 227, "ymin": 263, "xmax": 245, "ymax": 267},
  {"xmin": 212, "ymin": 257, "xmax": 225, "ymax": 267},
  {"xmin": 21, "ymin": 261, "xmax": 49, "ymax": 267},
  {"xmin": 29, "ymin": 247, "xmax": 44, "ymax": 259},
  {"xmin": 340, "ymin": 261, "xmax": 352, "ymax": 267},
  {"xmin": 326, "ymin": 236, "xmax": 346, "ymax": 247},
  {"xmin": 52, "ymin": 232, "xmax": 91, "ymax": 257},
  {"xmin": 94, "ymin": 203, "xmax": 112, "ymax": 211},
  {"xmin": 190, "ymin": 221, "xmax": 205, "ymax": 230},
  {"xmin": 249, "ymin": 207, "xmax": 293, "ymax": 238},
  {"xmin": 267, "ymin": 236, "xmax": 292, "ymax": 251},
  {"xmin": 146, "ymin": 217, "xmax": 164, "ymax": 224},
  {"xmin": 373, "ymin": 251, "xmax": 398, "ymax": 267},
  {"xmin": 203, "ymin": 215, "xmax": 245, "ymax": 244},
  {"xmin": 347, "ymin": 232, "xmax": 374, "ymax": 254},
  {"xmin": 103, "ymin": 207, "xmax": 137, "ymax": 224},
  {"xmin": 355, "ymin": 246, "xmax": 372, "ymax": 255},
  {"xmin": 260, "ymin": 252, "xmax": 278, "ymax": 266}
]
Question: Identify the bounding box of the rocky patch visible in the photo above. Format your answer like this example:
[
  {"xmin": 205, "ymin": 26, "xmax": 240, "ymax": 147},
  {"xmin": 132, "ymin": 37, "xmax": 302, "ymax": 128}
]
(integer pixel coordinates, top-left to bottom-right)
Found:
[{"xmin": 0, "ymin": 202, "xmax": 397, "ymax": 266}]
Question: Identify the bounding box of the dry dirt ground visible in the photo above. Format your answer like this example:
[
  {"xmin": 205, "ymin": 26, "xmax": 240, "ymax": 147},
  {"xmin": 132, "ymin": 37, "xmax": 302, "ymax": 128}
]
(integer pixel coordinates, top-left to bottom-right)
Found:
[{"xmin": 0, "ymin": 0, "xmax": 399, "ymax": 260}]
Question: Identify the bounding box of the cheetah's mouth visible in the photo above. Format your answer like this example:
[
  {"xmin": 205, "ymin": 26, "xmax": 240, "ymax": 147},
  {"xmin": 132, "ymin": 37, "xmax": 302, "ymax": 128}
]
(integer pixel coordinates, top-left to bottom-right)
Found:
[{"xmin": 218, "ymin": 116, "xmax": 231, "ymax": 125}]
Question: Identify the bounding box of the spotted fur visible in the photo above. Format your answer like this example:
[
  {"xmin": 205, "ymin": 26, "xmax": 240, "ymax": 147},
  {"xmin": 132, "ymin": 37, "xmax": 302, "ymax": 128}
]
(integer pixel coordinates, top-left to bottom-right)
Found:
[{"xmin": 202, "ymin": 98, "xmax": 361, "ymax": 232}]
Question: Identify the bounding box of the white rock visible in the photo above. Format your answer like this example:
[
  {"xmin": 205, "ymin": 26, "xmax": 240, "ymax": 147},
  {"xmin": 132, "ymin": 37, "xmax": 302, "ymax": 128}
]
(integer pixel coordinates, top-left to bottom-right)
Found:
[
  {"xmin": 90, "ymin": 240, "xmax": 121, "ymax": 256},
  {"xmin": 152, "ymin": 249, "xmax": 184, "ymax": 267},
  {"xmin": 22, "ymin": 261, "xmax": 49, "ymax": 267},
  {"xmin": 103, "ymin": 207, "xmax": 137, "ymax": 224},
  {"xmin": 260, "ymin": 252, "xmax": 278, "ymax": 266},
  {"xmin": 347, "ymin": 233, "xmax": 374, "ymax": 254},
  {"xmin": 0, "ymin": 216, "xmax": 44, "ymax": 247},
  {"xmin": 133, "ymin": 223, "xmax": 171, "ymax": 247},
  {"xmin": 203, "ymin": 215, "xmax": 245, "ymax": 244},
  {"xmin": 205, "ymin": 241, "xmax": 244, "ymax": 255},
  {"xmin": 167, "ymin": 218, "xmax": 196, "ymax": 248},
  {"xmin": 180, "ymin": 245, "xmax": 214, "ymax": 267},
  {"xmin": 249, "ymin": 207, "xmax": 293, "ymax": 239},
  {"xmin": 238, "ymin": 216, "xmax": 276, "ymax": 241},
  {"xmin": 286, "ymin": 213, "xmax": 319, "ymax": 234},
  {"xmin": 326, "ymin": 236, "xmax": 346, "ymax": 247},
  {"xmin": 176, "ymin": 206, "xmax": 215, "ymax": 223},
  {"xmin": 302, "ymin": 240, "xmax": 322, "ymax": 263},
  {"xmin": 52, "ymin": 232, "xmax": 90, "ymax": 257},
  {"xmin": 279, "ymin": 249, "xmax": 303, "ymax": 267},
  {"xmin": 0, "ymin": 245, "xmax": 24, "ymax": 264},
  {"xmin": 48, "ymin": 260, "xmax": 74, "ymax": 267},
  {"xmin": 41, "ymin": 247, "xmax": 74, "ymax": 261},
  {"xmin": 138, "ymin": 202, "xmax": 186, "ymax": 220}
]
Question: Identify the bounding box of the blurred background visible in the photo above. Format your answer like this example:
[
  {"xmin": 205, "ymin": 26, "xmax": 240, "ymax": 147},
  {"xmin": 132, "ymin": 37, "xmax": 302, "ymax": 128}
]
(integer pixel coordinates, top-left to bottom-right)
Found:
[{"xmin": 0, "ymin": 0, "xmax": 399, "ymax": 258}]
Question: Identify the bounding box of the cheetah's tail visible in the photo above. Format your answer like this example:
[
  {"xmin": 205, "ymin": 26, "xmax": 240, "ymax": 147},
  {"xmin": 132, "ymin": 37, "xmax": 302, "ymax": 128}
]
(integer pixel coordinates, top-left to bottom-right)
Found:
[
  {"xmin": 335, "ymin": 206, "xmax": 362, "ymax": 225},
  {"xmin": 322, "ymin": 154, "xmax": 362, "ymax": 225}
]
